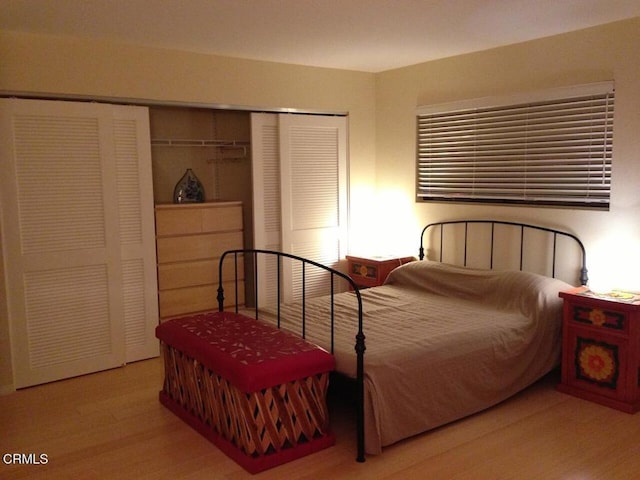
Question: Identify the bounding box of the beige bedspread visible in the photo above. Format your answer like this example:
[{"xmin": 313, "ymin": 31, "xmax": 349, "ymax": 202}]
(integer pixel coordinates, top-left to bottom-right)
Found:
[{"xmin": 256, "ymin": 261, "xmax": 572, "ymax": 455}]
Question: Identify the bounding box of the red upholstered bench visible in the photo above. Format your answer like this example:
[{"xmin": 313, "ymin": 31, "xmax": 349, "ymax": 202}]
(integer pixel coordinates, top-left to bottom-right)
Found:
[{"xmin": 155, "ymin": 311, "xmax": 336, "ymax": 473}]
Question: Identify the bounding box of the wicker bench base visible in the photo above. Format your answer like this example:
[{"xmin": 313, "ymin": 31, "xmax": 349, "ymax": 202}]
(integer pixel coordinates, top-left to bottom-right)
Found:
[{"xmin": 156, "ymin": 313, "xmax": 335, "ymax": 473}]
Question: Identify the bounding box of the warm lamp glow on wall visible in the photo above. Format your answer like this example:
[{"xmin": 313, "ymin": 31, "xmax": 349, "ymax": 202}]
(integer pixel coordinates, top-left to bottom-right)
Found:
[
  {"xmin": 352, "ymin": 188, "xmax": 417, "ymax": 256},
  {"xmin": 588, "ymin": 228, "xmax": 640, "ymax": 293}
]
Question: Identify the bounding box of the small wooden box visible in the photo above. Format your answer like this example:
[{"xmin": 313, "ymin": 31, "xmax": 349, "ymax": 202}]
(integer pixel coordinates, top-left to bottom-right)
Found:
[
  {"xmin": 346, "ymin": 254, "xmax": 414, "ymax": 288},
  {"xmin": 156, "ymin": 312, "xmax": 336, "ymax": 473},
  {"xmin": 557, "ymin": 287, "xmax": 640, "ymax": 413}
]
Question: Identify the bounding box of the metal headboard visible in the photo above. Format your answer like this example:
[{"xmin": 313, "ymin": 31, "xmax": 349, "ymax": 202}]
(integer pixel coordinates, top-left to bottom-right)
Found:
[{"xmin": 419, "ymin": 220, "xmax": 588, "ymax": 286}]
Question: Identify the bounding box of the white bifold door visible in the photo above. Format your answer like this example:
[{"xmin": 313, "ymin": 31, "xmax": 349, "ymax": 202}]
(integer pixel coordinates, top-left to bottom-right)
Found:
[
  {"xmin": 0, "ymin": 98, "xmax": 159, "ymax": 388},
  {"xmin": 251, "ymin": 113, "xmax": 348, "ymax": 305}
]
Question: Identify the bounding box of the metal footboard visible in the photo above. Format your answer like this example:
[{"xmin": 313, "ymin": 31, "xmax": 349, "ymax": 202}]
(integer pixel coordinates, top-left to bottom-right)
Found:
[{"xmin": 217, "ymin": 249, "xmax": 367, "ymax": 463}]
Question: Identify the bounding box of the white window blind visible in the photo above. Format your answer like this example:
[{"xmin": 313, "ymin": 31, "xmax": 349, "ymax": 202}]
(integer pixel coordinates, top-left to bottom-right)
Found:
[{"xmin": 416, "ymin": 82, "xmax": 615, "ymax": 209}]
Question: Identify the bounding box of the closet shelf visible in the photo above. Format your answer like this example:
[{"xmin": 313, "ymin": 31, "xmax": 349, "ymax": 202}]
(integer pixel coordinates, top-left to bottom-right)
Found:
[
  {"xmin": 151, "ymin": 138, "xmax": 249, "ymax": 160},
  {"xmin": 151, "ymin": 138, "xmax": 249, "ymax": 148}
]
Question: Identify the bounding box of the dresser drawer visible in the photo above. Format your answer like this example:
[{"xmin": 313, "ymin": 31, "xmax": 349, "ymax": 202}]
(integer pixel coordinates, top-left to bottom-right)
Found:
[
  {"xmin": 158, "ymin": 256, "xmax": 245, "ymax": 290},
  {"xmin": 159, "ymin": 281, "xmax": 245, "ymax": 319},
  {"xmin": 568, "ymin": 303, "xmax": 628, "ymax": 334},
  {"xmin": 155, "ymin": 204, "xmax": 243, "ymax": 236},
  {"xmin": 350, "ymin": 261, "xmax": 379, "ymax": 282},
  {"xmin": 201, "ymin": 205, "xmax": 243, "ymax": 232},
  {"xmin": 157, "ymin": 231, "xmax": 243, "ymax": 263}
]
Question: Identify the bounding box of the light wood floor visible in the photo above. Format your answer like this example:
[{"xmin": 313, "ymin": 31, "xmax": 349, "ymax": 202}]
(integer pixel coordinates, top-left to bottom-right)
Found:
[{"xmin": 1, "ymin": 358, "xmax": 639, "ymax": 479}]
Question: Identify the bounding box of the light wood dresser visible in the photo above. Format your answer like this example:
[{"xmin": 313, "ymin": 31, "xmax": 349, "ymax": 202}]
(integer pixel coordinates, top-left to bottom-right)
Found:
[{"xmin": 155, "ymin": 201, "xmax": 245, "ymax": 321}]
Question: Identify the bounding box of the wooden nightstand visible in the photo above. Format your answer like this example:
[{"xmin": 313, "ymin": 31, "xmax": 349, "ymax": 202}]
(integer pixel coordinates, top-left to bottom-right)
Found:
[
  {"xmin": 345, "ymin": 255, "xmax": 414, "ymax": 289},
  {"xmin": 557, "ymin": 286, "xmax": 640, "ymax": 413}
]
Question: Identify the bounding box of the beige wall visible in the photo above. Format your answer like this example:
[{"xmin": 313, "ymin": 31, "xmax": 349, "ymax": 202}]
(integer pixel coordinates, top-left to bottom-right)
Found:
[
  {"xmin": 0, "ymin": 30, "xmax": 377, "ymax": 390},
  {"xmin": 374, "ymin": 18, "xmax": 640, "ymax": 292}
]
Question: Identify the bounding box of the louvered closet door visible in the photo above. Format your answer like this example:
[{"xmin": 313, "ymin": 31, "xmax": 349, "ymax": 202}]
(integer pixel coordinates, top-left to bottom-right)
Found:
[
  {"xmin": 112, "ymin": 106, "xmax": 159, "ymax": 363},
  {"xmin": 251, "ymin": 113, "xmax": 282, "ymax": 305},
  {"xmin": 0, "ymin": 99, "xmax": 158, "ymax": 388},
  {"xmin": 252, "ymin": 113, "xmax": 347, "ymax": 304}
]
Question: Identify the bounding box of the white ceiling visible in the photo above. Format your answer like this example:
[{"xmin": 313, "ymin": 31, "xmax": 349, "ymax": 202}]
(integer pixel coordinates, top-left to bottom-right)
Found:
[{"xmin": 3, "ymin": 0, "xmax": 640, "ymax": 72}]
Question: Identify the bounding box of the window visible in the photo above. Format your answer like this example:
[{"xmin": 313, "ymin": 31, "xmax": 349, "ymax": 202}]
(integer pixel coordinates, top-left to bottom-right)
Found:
[{"xmin": 416, "ymin": 82, "xmax": 615, "ymax": 209}]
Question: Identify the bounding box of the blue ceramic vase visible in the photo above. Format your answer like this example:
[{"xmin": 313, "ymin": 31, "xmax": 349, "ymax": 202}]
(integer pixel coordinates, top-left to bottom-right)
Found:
[{"xmin": 173, "ymin": 168, "xmax": 205, "ymax": 203}]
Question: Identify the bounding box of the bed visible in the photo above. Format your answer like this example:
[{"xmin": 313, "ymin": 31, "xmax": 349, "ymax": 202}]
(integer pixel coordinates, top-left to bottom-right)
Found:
[{"xmin": 216, "ymin": 220, "xmax": 588, "ymax": 462}]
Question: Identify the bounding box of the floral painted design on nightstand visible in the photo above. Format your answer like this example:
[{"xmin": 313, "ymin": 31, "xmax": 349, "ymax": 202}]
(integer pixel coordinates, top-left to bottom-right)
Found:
[
  {"xmin": 580, "ymin": 345, "xmax": 614, "ymax": 380},
  {"xmin": 575, "ymin": 337, "xmax": 619, "ymax": 389},
  {"xmin": 588, "ymin": 308, "xmax": 607, "ymax": 326}
]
